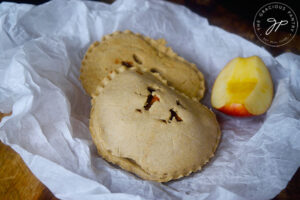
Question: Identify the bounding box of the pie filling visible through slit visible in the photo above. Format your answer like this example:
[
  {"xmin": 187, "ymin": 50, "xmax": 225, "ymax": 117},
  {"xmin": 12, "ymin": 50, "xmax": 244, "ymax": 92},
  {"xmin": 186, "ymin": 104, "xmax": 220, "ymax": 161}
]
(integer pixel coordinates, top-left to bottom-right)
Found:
[
  {"xmin": 81, "ymin": 30, "xmax": 220, "ymax": 182},
  {"xmin": 89, "ymin": 67, "xmax": 221, "ymax": 182},
  {"xmin": 80, "ymin": 30, "xmax": 205, "ymax": 101}
]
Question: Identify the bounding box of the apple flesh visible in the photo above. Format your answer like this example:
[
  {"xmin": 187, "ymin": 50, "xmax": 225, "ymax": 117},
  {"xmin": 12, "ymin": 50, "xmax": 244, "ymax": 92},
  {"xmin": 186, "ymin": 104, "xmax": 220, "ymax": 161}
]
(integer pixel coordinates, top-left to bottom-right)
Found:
[{"xmin": 211, "ymin": 56, "xmax": 273, "ymax": 117}]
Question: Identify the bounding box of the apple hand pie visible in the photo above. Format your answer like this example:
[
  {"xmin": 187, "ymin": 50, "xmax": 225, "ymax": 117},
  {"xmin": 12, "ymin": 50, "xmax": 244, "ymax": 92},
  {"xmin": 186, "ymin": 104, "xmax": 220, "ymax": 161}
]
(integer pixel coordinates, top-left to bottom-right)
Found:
[
  {"xmin": 80, "ymin": 30, "xmax": 205, "ymax": 101},
  {"xmin": 89, "ymin": 67, "xmax": 220, "ymax": 182}
]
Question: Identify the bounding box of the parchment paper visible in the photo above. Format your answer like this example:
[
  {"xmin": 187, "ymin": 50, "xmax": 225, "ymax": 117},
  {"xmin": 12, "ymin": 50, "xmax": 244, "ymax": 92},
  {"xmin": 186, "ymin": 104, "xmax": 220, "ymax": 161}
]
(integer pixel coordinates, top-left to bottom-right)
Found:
[{"xmin": 0, "ymin": 0, "xmax": 299, "ymax": 199}]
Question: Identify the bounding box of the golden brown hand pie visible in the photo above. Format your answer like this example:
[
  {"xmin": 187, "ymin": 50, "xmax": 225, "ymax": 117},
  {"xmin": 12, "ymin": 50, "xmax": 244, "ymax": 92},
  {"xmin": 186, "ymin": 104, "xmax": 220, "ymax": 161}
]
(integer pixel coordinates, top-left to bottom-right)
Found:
[
  {"xmin": 89, "ymin": 67, "xmax": 221, "ymax": 182},
  {"xmin": 80, "ymin": 30, "xmax": 205, "ymax": 101}
]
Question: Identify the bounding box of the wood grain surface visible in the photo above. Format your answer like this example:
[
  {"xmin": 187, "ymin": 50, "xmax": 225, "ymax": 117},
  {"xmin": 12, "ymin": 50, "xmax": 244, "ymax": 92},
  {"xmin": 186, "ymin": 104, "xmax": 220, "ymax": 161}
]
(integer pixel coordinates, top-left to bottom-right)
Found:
[
  {"xmin": 0, "ymin": 141, "xmax": 57, "ymax": 200},
  {"xmin": 0, "ymin": 0, "xmax": 299, "ymax": 199}
]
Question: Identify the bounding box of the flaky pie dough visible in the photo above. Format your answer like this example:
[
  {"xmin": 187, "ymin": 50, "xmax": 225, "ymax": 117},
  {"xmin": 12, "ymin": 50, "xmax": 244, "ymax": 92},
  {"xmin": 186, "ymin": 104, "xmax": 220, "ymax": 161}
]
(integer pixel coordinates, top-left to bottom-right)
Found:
[
  {"xmin": 89, "ymin": 67, "xmax": 220, "ymax": 182},
  {"xmin": 80, "ymin": 30, "xmax": 205, "ymax": 101}
]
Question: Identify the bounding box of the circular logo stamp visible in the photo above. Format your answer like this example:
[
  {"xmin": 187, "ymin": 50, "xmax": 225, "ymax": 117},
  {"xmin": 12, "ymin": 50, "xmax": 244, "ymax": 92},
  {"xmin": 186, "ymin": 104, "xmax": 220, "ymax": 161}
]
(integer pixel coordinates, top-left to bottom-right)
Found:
[{"xmin": 253, "ymin": 2, "xmax": 298, "ymax": 47}]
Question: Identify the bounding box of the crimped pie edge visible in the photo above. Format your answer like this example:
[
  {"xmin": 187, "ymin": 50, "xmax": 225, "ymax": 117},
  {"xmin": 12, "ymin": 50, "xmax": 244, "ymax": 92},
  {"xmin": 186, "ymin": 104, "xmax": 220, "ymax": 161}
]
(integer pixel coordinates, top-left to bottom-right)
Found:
[
  {"xmin": 89, "ymin": 66, "xmax": 221, "ymax": 182},
  {"xmin": 80, "ymin": 30, "xmax": 205, "ymax": 101}
]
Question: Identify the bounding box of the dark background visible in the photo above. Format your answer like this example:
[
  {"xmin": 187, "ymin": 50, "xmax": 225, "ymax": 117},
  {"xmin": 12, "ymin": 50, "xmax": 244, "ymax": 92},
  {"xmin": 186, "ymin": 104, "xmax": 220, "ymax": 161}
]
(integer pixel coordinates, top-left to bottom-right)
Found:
[
  {"xmin": 2, "ymin": 0, "xmax": 300, "ymax": 56},
  {"xmin": 1, "ymin": 0, "xmax": 299, "ymax": 200}
]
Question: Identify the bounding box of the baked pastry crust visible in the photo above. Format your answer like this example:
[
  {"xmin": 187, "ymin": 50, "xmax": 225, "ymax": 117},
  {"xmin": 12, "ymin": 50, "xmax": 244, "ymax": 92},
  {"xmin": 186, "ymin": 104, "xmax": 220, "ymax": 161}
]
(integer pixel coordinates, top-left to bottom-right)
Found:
[
  {"xmin": 80, "ymin": 30, "xmax": 205, "ymax": 101},
  {"xmin": 89, "ymin": 67, "xmax": 221, "ymax": 182}
]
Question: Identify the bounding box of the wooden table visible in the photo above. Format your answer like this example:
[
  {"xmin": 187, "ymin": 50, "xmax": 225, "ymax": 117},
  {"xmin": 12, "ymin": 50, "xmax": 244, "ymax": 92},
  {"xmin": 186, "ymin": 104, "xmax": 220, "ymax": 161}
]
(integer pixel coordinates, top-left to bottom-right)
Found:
[{"xmin": 1, "ymin": 0, "xmax": 299, "ymax": 199}]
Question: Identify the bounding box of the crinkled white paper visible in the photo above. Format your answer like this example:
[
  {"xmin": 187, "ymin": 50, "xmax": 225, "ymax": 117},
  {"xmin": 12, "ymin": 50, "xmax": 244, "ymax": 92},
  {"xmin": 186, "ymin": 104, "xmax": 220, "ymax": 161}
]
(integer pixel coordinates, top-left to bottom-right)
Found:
[{"xmin": 0, "ymin": 0, "xmax": 299, "ymax": 199}]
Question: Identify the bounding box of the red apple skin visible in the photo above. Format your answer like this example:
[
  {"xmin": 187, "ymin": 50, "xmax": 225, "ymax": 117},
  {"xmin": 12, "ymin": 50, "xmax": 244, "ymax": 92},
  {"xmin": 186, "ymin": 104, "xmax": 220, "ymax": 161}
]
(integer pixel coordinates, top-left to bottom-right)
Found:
[{"xmin": 218, "ymin": 103, "xmax": 253, "ymax": 117}]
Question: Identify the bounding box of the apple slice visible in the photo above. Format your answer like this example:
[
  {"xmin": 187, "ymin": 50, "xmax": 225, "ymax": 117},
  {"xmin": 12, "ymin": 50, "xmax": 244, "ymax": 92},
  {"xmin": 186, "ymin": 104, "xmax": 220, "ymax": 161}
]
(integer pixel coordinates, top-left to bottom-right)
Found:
[{"xmin": 211, "ymin": 56, "xmax": 273, "ymax": 117}]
